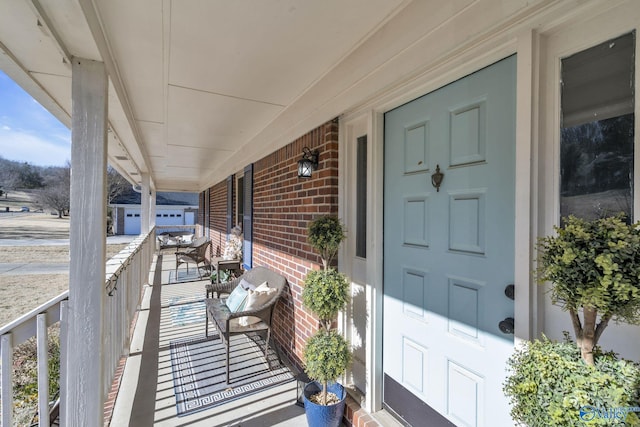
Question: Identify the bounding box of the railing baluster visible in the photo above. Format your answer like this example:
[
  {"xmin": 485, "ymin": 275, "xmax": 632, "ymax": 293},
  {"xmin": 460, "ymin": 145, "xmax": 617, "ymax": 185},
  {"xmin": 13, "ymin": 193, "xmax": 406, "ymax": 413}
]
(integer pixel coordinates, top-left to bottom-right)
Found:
[
  {"xmin": 1, "ymin": 332, "xmax": 13, "ymax": 427},
  {"xmin": 37, "ymin": 313, "xmax": 50, "ymax": 427},
  {"xmin": 0, "ymin": 229, "xmax": 155, "ymax": 427},
  {"xmin": 59, "ymin": 300, "xmax": 68, "ymax": 427}
]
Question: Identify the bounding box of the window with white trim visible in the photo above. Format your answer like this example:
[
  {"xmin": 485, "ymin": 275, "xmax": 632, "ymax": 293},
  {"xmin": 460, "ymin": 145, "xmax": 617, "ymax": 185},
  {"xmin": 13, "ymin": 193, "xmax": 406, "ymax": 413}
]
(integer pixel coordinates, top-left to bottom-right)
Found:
[{"xmin": 560, "ymin": 32, "xmax": 635, "ymax": 221}]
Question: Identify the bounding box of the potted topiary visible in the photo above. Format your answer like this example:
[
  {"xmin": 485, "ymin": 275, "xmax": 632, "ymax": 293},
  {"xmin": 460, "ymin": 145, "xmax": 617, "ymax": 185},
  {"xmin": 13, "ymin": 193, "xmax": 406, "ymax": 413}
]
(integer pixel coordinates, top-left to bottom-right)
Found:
[
  {"xmin": 301, "ymin": 216, "xmax": 352, "ymax": 427},
  {"xmin": 536, "ymin": 214, "xmax": 640, "ymax": 365},
  {"xmin": 503, "ymin": 214, "xmax": 640, "ymax": 426}
]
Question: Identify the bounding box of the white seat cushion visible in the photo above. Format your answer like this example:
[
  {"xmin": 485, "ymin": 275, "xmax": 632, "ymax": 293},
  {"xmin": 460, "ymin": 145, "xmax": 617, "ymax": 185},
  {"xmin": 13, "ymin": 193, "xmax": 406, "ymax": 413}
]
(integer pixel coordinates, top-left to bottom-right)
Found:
[{"xmin": 238, "ymin": 281, "xmax": 277, "ymax": 326}]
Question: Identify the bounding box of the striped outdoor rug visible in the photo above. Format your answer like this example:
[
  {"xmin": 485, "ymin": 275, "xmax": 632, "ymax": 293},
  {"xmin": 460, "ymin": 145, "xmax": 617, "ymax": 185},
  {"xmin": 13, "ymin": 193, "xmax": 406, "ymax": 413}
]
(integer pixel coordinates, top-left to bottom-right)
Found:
[{"xmin": 169, "ymin": 332, "xmax": 294, "ymax": 416}]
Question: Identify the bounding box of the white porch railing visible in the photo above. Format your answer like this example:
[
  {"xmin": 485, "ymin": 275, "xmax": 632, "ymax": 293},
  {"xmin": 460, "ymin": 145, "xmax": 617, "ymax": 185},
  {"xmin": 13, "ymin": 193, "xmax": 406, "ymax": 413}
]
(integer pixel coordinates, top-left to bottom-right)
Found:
[
  {"xmin": 0, "ymin": 229, "xmax": 155, "ymax": 427},
  {"xmin": 155, "ymin": 224, "xmax": 197, "ymax": 235}
]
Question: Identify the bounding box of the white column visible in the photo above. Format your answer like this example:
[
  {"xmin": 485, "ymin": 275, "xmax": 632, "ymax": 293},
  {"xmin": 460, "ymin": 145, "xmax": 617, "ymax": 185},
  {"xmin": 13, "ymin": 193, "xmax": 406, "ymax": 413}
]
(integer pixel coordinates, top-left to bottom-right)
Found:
[
  {"xmin": 150, "ymin": 187, "xmax": 156, "ymax": 230},
  {"xmin": 66, "ymin": 57, "xmax": 107, "ymax": 427},
  {"xmin": 141, "ymin": 173, "xmax": 150, "ymax": 234}
]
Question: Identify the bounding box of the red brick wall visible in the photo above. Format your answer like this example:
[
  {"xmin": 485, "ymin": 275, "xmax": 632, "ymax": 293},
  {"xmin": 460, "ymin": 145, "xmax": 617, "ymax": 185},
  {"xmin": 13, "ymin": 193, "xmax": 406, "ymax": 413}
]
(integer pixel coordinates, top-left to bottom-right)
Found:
[
  {"xmin": 252, "ymin": 118, "xmax": 339, "ymax": 365},
  {"xmin": 209, "ymin": 181, "xmax": 227, "ymax": 257},
  {"xmin": 202, "ymin": 118, "xmax": 339, "ymax": 367}
]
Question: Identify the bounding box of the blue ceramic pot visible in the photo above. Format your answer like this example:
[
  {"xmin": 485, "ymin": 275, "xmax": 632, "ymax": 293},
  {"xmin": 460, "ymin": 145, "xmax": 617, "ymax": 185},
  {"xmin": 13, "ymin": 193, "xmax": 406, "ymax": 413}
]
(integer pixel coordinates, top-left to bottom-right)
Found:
[{"xmin": 303, "ymin": 381, "xmax": 346, "ymax": 427}]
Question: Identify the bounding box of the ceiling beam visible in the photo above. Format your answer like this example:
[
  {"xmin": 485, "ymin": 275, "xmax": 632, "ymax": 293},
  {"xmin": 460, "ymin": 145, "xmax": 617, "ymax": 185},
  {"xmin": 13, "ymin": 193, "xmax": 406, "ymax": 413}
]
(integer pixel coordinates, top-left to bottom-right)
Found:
[{"xmin": 77, "ymin": 0, "xmax": 153, "ymax": 177}]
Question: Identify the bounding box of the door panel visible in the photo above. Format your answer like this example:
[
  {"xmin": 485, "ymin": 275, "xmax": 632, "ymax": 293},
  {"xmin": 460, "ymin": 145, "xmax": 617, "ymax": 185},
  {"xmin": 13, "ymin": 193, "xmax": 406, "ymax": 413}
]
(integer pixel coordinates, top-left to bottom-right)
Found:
[{"xmin": 383, "ymin": 56, "xmax": 516, "ymax": 427}]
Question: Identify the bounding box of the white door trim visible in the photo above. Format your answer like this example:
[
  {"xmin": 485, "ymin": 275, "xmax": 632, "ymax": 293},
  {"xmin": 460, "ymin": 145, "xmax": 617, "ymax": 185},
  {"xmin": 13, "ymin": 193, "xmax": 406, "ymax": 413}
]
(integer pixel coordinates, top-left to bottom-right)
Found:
[
  {"xmin": 514, "ymin": 29, "xmax": 540, "ymax": 342},
  {"xmin": 339, "ymin": 47, "xmax": 535, "ymax": 419},
  {"xmin": 340, "ymin": 49, "xmax": 536, "ymax": 416},
  {"xmin": 338, "ymin": 110, "xmax": 384, "ymax": 413}
]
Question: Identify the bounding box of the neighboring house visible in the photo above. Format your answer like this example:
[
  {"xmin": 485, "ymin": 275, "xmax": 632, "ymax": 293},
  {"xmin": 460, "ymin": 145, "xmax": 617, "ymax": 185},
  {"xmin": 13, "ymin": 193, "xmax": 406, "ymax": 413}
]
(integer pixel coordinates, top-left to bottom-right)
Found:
[
  {"xmin": 110, "ymin": 191, "xmax": 198, "ymax": 235},
  {"xmin": 2, "ymin": 1, "xmax": 640, "ymax": 427}
]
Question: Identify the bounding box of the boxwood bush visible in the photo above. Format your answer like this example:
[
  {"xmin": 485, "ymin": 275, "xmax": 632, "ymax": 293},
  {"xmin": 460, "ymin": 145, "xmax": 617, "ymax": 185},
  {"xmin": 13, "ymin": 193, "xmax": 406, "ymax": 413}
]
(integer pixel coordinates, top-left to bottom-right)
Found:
[
  {"xmin": 503, "ymin": 335, "xmax": 640, "ymax": 426},
  {"xmin": 537, "ymin": 215, "xmax": 640, "ymax": 366}
]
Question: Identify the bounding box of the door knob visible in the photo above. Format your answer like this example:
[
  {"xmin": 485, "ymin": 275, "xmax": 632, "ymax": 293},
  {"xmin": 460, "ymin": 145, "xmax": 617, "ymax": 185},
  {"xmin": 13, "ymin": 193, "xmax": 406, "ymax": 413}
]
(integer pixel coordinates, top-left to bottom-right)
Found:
[
  {"xmin": 504, "ymin": 284, "xmax": 515, "ymax": 300},
  {"xmin": 499, "ymin": 317, "xmax": 514, "ymax": 334}
]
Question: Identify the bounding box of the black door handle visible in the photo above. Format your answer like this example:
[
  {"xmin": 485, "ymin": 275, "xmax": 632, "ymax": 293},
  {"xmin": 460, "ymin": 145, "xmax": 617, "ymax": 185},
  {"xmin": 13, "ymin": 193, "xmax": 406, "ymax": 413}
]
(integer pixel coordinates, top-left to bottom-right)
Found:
[
  {"xmin": 504, "ymin": 284, "xmax": 515, "ymax": 300},
  {"xmin": 499, "ymin": 317, "xmax": 514, "ymax": 334}
]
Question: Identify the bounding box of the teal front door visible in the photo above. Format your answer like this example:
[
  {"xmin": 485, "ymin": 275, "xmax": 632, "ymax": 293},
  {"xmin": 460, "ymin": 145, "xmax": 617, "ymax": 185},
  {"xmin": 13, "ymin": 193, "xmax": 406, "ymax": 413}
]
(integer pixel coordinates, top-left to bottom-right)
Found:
[{"xmin": 383, "ymin": 56, "xmax": 516, "ymax": 427}]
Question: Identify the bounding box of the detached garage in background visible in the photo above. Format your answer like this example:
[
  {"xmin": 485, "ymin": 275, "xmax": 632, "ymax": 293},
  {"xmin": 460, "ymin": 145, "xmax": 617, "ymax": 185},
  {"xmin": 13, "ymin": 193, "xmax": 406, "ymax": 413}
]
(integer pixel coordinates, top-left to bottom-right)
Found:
[{"xmin": 110, "ymin": 191, "xmax": 198, "ymax": 235}]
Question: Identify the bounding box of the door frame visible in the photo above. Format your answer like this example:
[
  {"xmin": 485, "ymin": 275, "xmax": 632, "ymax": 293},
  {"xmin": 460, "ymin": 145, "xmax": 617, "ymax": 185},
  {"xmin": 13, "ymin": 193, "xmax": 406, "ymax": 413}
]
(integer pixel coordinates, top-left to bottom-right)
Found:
[
  {"xmin": 339, "ymin": 35, "xmax": 537, "ymax": 417},
  {"xmin": 339, "ymin": 110, "xmax": 385, "ymax": 412}
]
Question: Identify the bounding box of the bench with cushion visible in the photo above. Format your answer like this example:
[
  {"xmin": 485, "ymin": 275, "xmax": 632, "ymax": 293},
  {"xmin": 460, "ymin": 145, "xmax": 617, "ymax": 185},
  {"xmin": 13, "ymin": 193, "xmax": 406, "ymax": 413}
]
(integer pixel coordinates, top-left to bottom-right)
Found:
[{"xmin": 205, "ymin": 266, "xmax": 287, "ymax": 383}]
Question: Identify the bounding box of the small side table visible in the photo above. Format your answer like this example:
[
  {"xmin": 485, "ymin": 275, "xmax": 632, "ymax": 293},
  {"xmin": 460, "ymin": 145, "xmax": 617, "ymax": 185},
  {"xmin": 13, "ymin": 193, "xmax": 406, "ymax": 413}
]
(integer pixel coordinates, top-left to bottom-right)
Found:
[{"xmin": 212, "ymin": 258, "xmax": 242, "ymax": 283}]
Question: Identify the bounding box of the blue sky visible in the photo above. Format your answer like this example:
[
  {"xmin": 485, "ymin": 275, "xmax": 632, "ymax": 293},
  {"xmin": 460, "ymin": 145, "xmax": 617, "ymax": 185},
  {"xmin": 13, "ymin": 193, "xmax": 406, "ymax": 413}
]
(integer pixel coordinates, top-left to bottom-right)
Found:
[{"xmin": 0, "ymin": 70, "xmax": 71, "ymax": 167}]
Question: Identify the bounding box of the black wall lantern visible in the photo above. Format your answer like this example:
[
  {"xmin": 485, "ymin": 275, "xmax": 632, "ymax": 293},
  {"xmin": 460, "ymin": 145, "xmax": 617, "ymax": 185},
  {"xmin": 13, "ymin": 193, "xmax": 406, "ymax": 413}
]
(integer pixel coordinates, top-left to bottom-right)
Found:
[{"xmin": 297, "ymin": 147, "xmax": 319, "ymax": 178}]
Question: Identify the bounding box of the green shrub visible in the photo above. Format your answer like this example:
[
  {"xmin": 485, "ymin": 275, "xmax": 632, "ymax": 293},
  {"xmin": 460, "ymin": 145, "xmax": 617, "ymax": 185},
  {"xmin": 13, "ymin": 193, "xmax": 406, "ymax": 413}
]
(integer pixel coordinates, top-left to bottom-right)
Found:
[
  {"xmin": 503, "ymin": 335, "xmax": 640, "ymax": 426},
  {"xmin": 302, "ymin": 269, "xmax": 349, "ymax": 327},
  {"xmin": 307, "ymin": 216, "xmax": 346, "ymax": 270},
  {"xmin": 303, "ymin": 329, "xmax": 352, "ymax": 404}
]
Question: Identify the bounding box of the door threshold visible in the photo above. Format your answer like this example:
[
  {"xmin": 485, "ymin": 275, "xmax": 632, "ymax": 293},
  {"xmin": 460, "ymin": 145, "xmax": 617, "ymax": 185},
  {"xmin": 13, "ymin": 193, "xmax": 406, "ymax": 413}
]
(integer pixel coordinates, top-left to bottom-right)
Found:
[{"xmin": 374, "ymin": 408, "xmax": 409, "ymax": 427}]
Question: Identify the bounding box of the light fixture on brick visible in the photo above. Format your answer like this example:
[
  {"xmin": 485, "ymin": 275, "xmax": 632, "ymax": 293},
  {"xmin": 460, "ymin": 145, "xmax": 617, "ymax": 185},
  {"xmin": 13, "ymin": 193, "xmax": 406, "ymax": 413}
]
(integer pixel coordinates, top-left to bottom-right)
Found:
[{"xmin": 297, "ymin": 147, "xmax": 319, "ymax": 178}]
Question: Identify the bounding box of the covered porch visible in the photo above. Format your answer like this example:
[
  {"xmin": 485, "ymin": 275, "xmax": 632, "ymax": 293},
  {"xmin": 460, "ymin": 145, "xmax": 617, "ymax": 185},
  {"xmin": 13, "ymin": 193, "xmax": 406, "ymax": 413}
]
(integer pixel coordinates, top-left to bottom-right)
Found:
[
  {"xmin": 2, "ymin": 1, "xmax": 640, "ymax": 426},
  {"xmin": 108, "ymin": 252, "xmax": 308, "ymax": 427},
  {"xmin": 106, "ymin": 247, "xmax": 398, "ymax": 426}
]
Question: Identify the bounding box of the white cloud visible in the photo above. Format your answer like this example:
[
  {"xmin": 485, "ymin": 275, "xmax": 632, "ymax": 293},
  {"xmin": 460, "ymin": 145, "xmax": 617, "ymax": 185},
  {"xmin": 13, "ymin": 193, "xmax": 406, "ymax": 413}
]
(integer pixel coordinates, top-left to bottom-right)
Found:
[
  {"xmin": 0, "ymin": 128, "xmax": 70, "ymax": 166},
  {"xmin": 1, "ymin": 125, "xmax": 10, "ymax": 131}
]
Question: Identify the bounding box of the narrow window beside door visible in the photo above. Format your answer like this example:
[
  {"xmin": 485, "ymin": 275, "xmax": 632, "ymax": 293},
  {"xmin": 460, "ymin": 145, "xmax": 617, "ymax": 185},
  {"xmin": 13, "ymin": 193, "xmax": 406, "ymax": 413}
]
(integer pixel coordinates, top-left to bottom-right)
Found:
[
  {"xmin": 237, "ymin": 176, "xmax": 244, "ymax": 228},
  {"xmin": 356, "ymin": 135, "xmax": 367, "ymax": 258},
  {"xmin": 560, "ymin": 32, "xmax": 635, "ymax": 221}
]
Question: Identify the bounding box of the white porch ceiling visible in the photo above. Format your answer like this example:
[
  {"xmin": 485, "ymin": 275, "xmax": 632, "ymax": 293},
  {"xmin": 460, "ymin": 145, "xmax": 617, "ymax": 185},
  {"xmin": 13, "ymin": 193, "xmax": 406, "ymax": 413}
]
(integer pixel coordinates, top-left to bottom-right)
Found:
[
  {"xmin": 0, "ymin": 0, "xmax": 408, "ymax": 191},
  {"xmin": 0, "ymin": 0, "xmax": 575, "ymax": 191}
]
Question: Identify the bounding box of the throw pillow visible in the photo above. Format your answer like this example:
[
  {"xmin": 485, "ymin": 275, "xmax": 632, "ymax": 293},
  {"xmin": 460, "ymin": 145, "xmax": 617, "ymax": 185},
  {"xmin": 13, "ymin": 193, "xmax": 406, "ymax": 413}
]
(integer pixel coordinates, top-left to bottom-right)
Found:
[
  {"xmin": 238, "ymin": 278, "xmax": 256, "ymax": 291},
  {"xmin": 239, "ymin": 281, "xmax": 277, "ymax": 326},
  {"xmin": 225, "ymin": 284, "xmax": 248, "ymax": 313}
]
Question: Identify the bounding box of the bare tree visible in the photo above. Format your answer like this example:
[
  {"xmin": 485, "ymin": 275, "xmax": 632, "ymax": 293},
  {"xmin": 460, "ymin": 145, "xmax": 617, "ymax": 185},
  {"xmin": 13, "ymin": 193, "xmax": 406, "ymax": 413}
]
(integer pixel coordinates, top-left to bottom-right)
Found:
[
  {"xmin": 0, "ymin": 157, "xmax": 35, "ymax": 197},
  {"xmin": 38, "ymin": 163, "xmax": 70, "ymax": 218},
  {"xmin": 107, "ymin": 166, "xmax": 130, "ymax": 204},
  {"xmin": 0, "ymin": 161, "xmax": 19, "ymax": 198}
]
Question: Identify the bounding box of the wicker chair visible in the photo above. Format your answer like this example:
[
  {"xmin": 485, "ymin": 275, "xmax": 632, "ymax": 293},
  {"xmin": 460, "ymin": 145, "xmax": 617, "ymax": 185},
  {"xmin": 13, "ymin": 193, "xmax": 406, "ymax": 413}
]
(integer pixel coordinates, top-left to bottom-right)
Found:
[
  {"xmin": 205, "ymin": 266, "xmax": 287, "ymax": 383},
  {"xmin": 175, "ymin": 236, "xmax": 211, "ymax": 279}
]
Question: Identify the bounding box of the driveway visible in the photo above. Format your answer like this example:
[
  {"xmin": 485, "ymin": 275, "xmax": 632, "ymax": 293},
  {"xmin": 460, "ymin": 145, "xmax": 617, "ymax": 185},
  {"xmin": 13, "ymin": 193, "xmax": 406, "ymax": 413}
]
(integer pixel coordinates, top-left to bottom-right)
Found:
[{"xmin": 0, "ymin": 235, "xmax": 136, "ymax": 275}]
